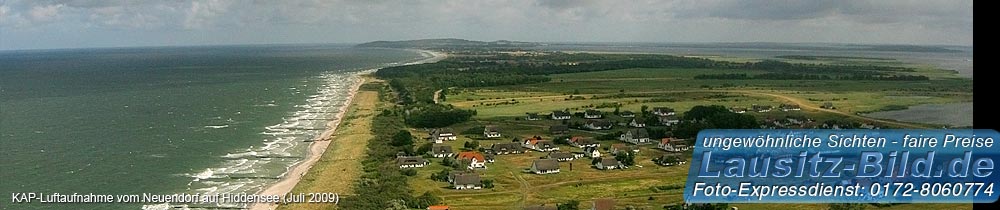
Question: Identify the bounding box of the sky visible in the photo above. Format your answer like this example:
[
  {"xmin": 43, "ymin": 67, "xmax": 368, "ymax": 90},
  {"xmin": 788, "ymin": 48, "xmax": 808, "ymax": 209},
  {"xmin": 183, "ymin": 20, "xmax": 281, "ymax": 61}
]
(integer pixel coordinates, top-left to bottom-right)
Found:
[{"xmin": 0, "ymin": 0, "xmax": 974, "ymax": 50}]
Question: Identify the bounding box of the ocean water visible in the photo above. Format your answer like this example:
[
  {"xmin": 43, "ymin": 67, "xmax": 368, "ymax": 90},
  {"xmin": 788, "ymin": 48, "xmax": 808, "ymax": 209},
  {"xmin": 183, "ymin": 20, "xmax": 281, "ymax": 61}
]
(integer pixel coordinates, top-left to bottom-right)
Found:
[{"xmin": 0, "ymin": 45, "xmax": 424, "ymax": 209}]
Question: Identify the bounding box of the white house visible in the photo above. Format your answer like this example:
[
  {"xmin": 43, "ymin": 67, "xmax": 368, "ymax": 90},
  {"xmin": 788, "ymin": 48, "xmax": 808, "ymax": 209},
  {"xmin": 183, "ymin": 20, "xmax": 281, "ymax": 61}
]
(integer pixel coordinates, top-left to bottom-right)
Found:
[
  {"xmin": 430, "ymin": 128, "xmax": 457, "ymax": 143},
  {"xmin": 483, "ymin": 125, "xmax": 502, "ymax": 138},
  {"xmin": 531, "ymin": 159, "xmax": 560, "ymax": 174},
  {"xmin": 432, "ymin": 144, "xmax": 454, "ymax": 158},
  {"xmin": 451, "ymin": 173, "xmax": 483, "ymax": 190},
  {"xmin": 584, "ymin": 109, "xmax": 603, "ymax": 119},
  {"xmin": 652, "ymin": 107, "xmax": 675, "ymax": 116},
  {"xmin": 523, "ymin": 138, "xmax": 559, "ymax": 152},
  {"xmin": 594, "ymin": 158, "xmax": 624, "ymax": 170},
  {"xmin": 457, "ymin": 151, "xmax": 488, "ymax": 170},
  {"xmin": 569, "ymin": 137, "xmax": 600, "ymax": 148},
  {"xmin": 619, "ymin": 129, "xmax": 651, "ymax": 145},
  {"xmin": 396, "ymin": 156, "xmax": 428, "ymax": 169},
  {"xmin": 628, "ymin": 118, "xmax": 646, "ymax": 128},
  {"xmin": 583, "ymin": 120, "xmax": 612, "ymax": 130},
  {"xmin": 547, "ymin": 152, "xmax": 577, "ymax": 162},
  {"xmin": 551, "ymin": 110, "xmax": 572, "ymax": 120},
  {"xmin": 584, "ymin": 147, "xmax": 601, "ymax": 158},
  {"xmin": 657, "ymin": 138, "xmax": 692, "ymax": 152}
]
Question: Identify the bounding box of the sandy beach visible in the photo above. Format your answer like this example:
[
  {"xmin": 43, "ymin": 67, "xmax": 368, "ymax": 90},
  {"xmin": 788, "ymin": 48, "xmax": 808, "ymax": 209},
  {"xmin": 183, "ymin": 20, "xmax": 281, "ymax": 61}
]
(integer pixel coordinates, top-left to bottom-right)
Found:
[{"xmin": 250, "ymin": 50, "xmax": 446, "ymax": 210}]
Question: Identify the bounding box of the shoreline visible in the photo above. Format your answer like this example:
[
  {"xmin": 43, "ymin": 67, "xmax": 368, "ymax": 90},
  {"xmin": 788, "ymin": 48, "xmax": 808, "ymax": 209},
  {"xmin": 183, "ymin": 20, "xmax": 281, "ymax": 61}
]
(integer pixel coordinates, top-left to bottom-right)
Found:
[{"xmin": 249, "ymin": 49, "xmax": 447, "ymax": 210}]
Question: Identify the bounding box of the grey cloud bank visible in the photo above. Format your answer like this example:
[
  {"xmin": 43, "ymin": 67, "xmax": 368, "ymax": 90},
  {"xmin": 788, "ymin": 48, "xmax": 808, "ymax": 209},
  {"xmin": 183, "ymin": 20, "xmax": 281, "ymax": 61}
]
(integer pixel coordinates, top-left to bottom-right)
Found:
[{"xmin": 0, "ymin": 0, "xmax": 973, "ymax": 50}]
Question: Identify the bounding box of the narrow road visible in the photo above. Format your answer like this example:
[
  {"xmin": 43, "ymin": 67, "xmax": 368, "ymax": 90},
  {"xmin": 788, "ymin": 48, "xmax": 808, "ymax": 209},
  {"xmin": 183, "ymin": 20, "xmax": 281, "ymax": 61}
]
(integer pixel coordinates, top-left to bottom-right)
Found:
[{"xmin": 433, "ymin": 89, "xmax": 443, "ymax": 104}]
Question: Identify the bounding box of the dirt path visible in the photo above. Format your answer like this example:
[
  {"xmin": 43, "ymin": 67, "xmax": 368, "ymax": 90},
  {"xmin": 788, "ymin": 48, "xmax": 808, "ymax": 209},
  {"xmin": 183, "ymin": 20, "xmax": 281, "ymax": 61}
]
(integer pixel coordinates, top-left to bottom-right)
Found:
[{"xmin": 433, "ymin": 89, "xmax": 443, "ymax": 104}]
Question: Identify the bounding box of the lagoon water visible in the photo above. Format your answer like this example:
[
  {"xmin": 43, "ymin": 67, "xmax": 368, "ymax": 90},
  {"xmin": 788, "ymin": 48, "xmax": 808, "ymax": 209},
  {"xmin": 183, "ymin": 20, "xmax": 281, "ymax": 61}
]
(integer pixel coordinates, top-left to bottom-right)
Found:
[{"xmin": 0, "ymin": 45, "xmax": 423, "ymax": 209}]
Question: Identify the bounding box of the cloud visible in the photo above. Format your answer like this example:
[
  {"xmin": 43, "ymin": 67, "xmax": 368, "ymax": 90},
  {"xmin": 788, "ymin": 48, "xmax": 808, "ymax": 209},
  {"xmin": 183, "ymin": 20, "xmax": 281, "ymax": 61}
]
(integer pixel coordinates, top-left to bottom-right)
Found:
[
  {"xmin": 183, "ymin": 0, "xmax": 232, "ymax": 29},
  {"xmin": 27, "ymin": 4, "xmax": 63, "ymax": 22}
]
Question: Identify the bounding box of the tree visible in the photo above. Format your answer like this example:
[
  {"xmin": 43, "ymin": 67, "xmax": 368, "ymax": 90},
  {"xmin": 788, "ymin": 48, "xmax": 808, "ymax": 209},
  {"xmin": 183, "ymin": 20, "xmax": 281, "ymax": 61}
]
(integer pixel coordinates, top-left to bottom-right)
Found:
[
  {"xmin": 430, "ymin": 168, "xmax": 451, "ymax": 182},
  {"xmin": 402, "ymin": 168, "xmax": 417, "ymax": 176},
  {"xmin": 616, "ymin": 151, "xmax": 636, "ymax": 166},
  {"xmin": 557, "ymin": 200, "xmax": 580, "ymax": 210},
  {"xmin": 613, "ymin": 107, "xmax": 620, "ymax": 115},
  {"xmin": 829, "ymin": 203, "xmax": 866, "ymax": 210},
  {"xmin": 416, "ymin": 143, "xmax": 433, "ymax": 155},
  {"xmin": 463, "ymin": 140, "xmax": 480, "ymax": 150},
  {"xmin": 640, "ymin": 105, "xmax": 649, "ymax": 115},
  {"xmin": 482, "ymin": 179, "xmax": 495, "ymax": 188},
  {"xmin": 408, "ymin": 192, "xmax": 441, "ymax": 209},
  {"xmin": 390, "ymin": 130, "xmax": 414, "ymax": 147}
]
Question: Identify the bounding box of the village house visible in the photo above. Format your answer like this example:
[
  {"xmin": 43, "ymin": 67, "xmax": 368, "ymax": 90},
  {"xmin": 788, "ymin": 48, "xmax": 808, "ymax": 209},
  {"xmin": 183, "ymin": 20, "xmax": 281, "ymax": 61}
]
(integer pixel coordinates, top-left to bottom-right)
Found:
[
  {"xmin": 730, "ymin": 107, "xmax": 747, "ymax": 113},
  {"xmin": 583, "ymin": 120, "xmax": 613, "ymax": 130},
  {"xmin": 780, "ymin": 104, "xmax": 801, "ymax": 111},
  {"xmin": 430, "ymin": 128, "xmax": 457, "ymax": 143},
  {"xmin": 525, "ymin": 112, "xmax": 541, "ymax": 121},
  {"xmin": 657, "ymin": 138, "xmax": 692, "ymax": 152},
  {"xmin": 431, "ymin": 144, "xmax": 454, "ymax": 158},
  {"xmin": 523, "ymin": 138, "xmax": 559, "ymax": 152},
  {"xmin": 652, "ymin": 107, "xmax": 676, "ymax": 116},
  {"xmin": 752, "ymin": 104, "xmax": 773, "ymax": 112},
  {"xmin": 549, "ymin": 124, "xmax": 570, "ymax": 134},
  {"xmin": 396, "ymin": 156, "xmax": 428, "ymax": 169},
  {"xmin": 658, "ymin": 115, "xmax": 680, "ymax": 126},
  {"xmin": 546, "ymin": 152, "xmax": 577, "ymax": 162},
  {"xmin": 655, "ymin": 154, "xmax": 687, "ymax": 166},
  {"xmin": 551, "ymin": 110, "xmax": 572, "ymax": 120},
  {"xmin": 592, "ymin": 198, "xmax": 615, "ymax": 210},
  {"xmin": 619, "ymin": 111, "xmax": 635, "ymax": 118},
  {"xmin": 490, "ymin": 143, "xmax": 525, "ymax": 155},
  {"xmin": 628, "ymin": 118, "xmax": 646, "ymax": 128},
  {"xmin": 568, "ymin": 136, "xmax": 600, "ymax": 148},
  {"xmin": 584, "ymin": 147, "xmax": 601, "ymax": 158},
  {"xmin": 483, "ymin": 125, "xmax": 502, "ymax": 138},
  {"xmin": 456, "ymin": 151, "xmax": 488, "ymax": 170},
  {"xmin": 620, "ymin": 128, "xmax": 651, "ymax": 145},
  {"xmin": 594, "ymin": 157, "xmax": 624, "ymax": 170},
  {"xmin": 530, "ymin": 159, "xmax": 561, "ymax": 174},
  {"xmin": 484, "ymin": 154, "xmax": 495, "ymax": 163},
  {"xmin": 610, "ymin": 143, "xmax": 639, "ymax": 155},
  {"xmin": 451, "ymin": 173, "xmax": 483, "ymax": 190},
  {"xmin": 822, "ymin": 102, "xmax": 836, "ymax": 109},
  {"xmin": 584, "ymin": 109, "xmax": 603, "ymax": 119}
]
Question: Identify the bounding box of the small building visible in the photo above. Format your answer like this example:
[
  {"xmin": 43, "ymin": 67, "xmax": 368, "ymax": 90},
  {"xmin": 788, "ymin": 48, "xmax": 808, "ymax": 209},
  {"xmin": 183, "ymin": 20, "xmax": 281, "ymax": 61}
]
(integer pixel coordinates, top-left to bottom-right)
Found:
[
  {"xmin": 551, "ymin": 110, "xmax": 572, "ymax": 120},
  {"xmin": 610, "ymin": 143, "xmax": 639, "ymax": 155},
  {"xmin": 594, "ymin": 158, "xmax": 624, "ymax": 170},
  {"xmin": 396, "ymin": 156, "xmax": 428, "ymax": 169},
  {"xmin": 619, "ymin": 111, "xmax": 635, "ymax": 118},
  {"xmin": 432, "ymin": 144, "xmax": 454, "ymax": 158},
  {"xmin": 620, "ymin": 128, "xmax": 651, "ymax": 145},
  {"xmin": 547, "ymin": 152, "xmax": 577, "ymax": 162},
  {"xmin": 451, "ymin": 173, "xmax": 483, "ymax": 190},
  {"xmin": 523, "ymin": 138, "xmax": 559, "ymax": 152},
  {"xmin": 485, "ymin": 154, "xmax": 496, "ymax": 163},
  {"xmin": 657, "ymin": 138, "xmax": 692, "ymax": 152},
  {"xmin": 583, "ymin": 120, "xmax": 613, "ymax": 130},
  {"xmin": 652, "ymin": 107, "xmax": 675, "ymax": 116},
  {"xmin": 584, "ymin": 109, "xmax": 603, "ymax": 119},
  {"xmin": 655, "ymin": 154, "xmax": 687, "ymax": 166},
  {"xmin": 822, "ymin": 102, "xmax": 836, "ymax": 109},
  {"xmin": 491, "ymin": 143, "xmax": 525, "ymax": 155},
  {"xmin": 628, "ymin": 118, "xmax": 646, "ymax": 128},
  {"xmin": 569, "ymin": 136, "xmax": 600, "ymax": 148},
  {"xmin": 780, "ymin": 104, "xmax": 801, "ymax": 111},
  {"xmin": 658, "ymin": 115, "xmax": 680, "ymax": 126},
  {"xmin": 592, "ymin": 198, "xmax": 615, "ymax": 210},
  {"xmin": 584, "ymin": 147, "xmax": 601, "ymax": 158},
  {"xmin": 483, "ymin": 125, "xmax": 502, "ymax": 138},
  {"xmin": 526, "ymin": 112, "xmax": 541, "ymax": 121},
  {"xmin": 730, "ymin": 107, "xmax": 747, "ymax": 113},
  {"xmin": 430, "ymin": 128, "xmax": 457, "ymax": 143},
  {"xmin": 531, "ymin": 159, "xmax": 561, "ymax": 174},
  {"xmin": 752, "ymin": 104, "xmax": 773, "ymax": 113},
  {"xmin": 549, "ymin": 124, "xmax": 570, "ymax": 134},
  {"xmin": 456, "ymin": 151, "xmax": 488, "ymax": 170}
]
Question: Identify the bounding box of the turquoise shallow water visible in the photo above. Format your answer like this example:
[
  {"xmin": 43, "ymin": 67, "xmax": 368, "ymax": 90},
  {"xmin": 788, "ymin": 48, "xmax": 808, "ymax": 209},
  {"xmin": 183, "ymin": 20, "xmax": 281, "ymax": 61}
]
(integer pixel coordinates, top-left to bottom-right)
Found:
[{"xmin": 0, "ymin": 45, "xmax": 422, "ymax": 209}]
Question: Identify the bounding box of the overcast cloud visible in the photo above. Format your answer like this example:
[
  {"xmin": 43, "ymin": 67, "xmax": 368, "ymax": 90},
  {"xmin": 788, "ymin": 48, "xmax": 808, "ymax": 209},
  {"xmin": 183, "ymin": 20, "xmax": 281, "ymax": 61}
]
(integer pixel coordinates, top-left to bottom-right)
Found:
[{"xmin": 0, "ymin": 0, "xmax": 973, "ymax": 50}]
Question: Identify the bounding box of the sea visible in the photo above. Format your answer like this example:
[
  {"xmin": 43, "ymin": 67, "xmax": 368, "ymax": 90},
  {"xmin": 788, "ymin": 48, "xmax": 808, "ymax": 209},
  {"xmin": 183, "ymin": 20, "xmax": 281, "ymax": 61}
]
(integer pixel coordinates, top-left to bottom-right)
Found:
[{"xmin": 0, "ymin": 44, "xmax": 426, "ymax": 209}]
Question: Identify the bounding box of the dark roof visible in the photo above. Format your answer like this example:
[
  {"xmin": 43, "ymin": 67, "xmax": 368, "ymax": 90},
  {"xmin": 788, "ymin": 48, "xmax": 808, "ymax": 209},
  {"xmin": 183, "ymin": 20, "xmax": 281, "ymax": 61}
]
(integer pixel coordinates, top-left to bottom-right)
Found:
[
  {"xmin": 570, "ymin": 137, "xmax": 597, "ymax": 145},
  {"xmin": 548, "ymin": 152, "xmax": 575, "ymax": 159},
  {"xmin": 485, "ymin": 125, "xmax": 500, "ymax": 133},
  {"xmin": 587, "ymin": 120, "xmax": 612, "ymax": 127},
  {"xmin": 621, "ymin": 111, "xmax": 635, "ymax": 116},
  {"xmin": 432, "ymin": 144, "xmax": 453, "ymax": 154},
  {"xmin": 584, "ymin": 147, "xmax": 600, "ymax": 153},
  {"xmin": 395, "ymin": 156, "xmax": 427, "ymax": 165},
  {"xmin": 533, "ymin": 140, "xmax": 556, "ymax": 149},
  {"xmin": 593, "ymin": 198, "xmax": 615, "ymax": 210},
  {"xmin": 453, "ymin": 173, "xmax": 481, "ymax": 185},
  {"xmin": 631, "ymin": 117, "xmax": 646, "ymax": 123},
  {"xmin": 492, "ymin": 143, "xmax": 524, "ymax": 152},
  {"xmin": 627, "ymin": 128, "xmax": 649, "ymax": 138},
  {"xmin": 599, "ymin": 158, "xmax": 621, "ymax": 167},
  {"xmin": 526, "ymin": 112, "xmax": 539, "ymax": 117},
  {"xmin": 549, "ymin": 124, "xmax": 570, "ymax": 132},
  {"xmin": 585, "ymin": 109, "xmax": 601, "ymax": 115},
  {"xmin": 653, "ymin": 107, "xmax": 674, "ymax": 112},
  {"xmin": 780, "ymin": 104, "xmax": 800, "ymax": 108},
  {"xmin": 552, "ymin": 110, "xmax": 571, "ymax": 117},
  {"xmin": 532, "ymin": 159, "xmax": 560, "ymax": 171}
]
